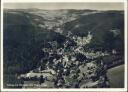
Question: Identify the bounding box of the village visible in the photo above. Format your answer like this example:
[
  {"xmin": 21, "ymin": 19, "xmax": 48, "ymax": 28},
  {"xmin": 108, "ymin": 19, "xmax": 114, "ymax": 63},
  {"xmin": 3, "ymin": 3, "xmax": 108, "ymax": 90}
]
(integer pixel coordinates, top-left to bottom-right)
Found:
[{"xmin": 18, "ymin": 31, "xmax": 111, "ymax": 88}]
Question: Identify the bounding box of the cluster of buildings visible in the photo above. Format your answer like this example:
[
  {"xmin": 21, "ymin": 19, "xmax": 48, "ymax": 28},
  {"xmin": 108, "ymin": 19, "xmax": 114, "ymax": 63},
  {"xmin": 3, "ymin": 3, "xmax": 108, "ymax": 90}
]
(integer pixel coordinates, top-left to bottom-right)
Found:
[{"xmin": 18, "ymin": 31, "xmax": 110, "ymax": 88}]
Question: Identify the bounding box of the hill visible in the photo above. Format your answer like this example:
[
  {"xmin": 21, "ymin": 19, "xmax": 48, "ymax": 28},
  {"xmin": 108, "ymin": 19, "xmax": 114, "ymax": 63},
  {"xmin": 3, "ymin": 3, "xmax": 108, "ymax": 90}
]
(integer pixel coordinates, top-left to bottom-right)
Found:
[{"xmin": 3, "ymin": 9, "xmax": 124, "ymax": 88}]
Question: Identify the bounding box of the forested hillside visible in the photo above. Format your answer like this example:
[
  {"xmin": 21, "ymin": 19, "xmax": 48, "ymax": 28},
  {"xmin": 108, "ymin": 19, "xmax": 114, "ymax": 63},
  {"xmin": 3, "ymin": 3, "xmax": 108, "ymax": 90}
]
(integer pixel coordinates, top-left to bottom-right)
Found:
[{"xmin": 3, "ymin": 9, "xmax": 124, "ymax": 88}]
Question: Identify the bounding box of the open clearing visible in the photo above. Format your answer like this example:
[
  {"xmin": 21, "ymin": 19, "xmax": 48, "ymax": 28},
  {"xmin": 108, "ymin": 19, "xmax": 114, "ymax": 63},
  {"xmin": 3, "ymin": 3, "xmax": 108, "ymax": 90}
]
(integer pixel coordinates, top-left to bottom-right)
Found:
[{"xmin": 107, "ymin": 64, "xmax": 124, "ymax": 88}]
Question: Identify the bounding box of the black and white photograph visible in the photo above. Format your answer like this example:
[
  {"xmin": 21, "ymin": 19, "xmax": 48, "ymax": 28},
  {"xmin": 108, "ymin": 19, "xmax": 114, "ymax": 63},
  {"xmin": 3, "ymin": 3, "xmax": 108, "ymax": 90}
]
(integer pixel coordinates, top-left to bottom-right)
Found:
[{"xmin": 0, "ymin": 0, "xmax": 127, "ymax": 91}]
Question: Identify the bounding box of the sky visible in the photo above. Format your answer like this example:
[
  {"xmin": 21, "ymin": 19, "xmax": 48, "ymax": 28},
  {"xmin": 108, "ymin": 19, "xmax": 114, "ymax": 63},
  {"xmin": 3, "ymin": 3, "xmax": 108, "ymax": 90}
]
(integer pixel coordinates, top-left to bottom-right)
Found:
[{"xmin": 4, "ymin": 3, "xmax": 124, "ymax": 10}]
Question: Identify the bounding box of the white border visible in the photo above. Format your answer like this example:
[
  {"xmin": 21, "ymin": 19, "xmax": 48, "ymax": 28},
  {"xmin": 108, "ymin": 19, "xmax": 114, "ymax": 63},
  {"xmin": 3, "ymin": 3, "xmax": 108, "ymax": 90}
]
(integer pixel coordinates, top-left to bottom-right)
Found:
[
  {"xmin": 2, "ymin": 0, "xmax": 126, "ymax": 3},
  {"xmin": 1, "ymin": 0, "xmax": 127, "ymax": 91}
]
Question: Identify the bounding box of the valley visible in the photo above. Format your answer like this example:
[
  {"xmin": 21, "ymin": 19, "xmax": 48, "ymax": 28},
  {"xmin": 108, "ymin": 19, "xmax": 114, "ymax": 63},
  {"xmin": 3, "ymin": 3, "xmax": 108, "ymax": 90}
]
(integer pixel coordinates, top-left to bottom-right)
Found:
[{"xmin": 3, "ymin": 9, "xmax": 124, "ymax": 88}]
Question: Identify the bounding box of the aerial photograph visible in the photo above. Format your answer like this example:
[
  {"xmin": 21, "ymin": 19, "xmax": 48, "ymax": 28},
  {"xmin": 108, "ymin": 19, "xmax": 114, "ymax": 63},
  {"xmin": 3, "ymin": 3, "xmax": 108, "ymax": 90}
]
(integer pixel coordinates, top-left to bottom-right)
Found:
[{"xmin": 3, "ymin": 3, "xmax": 124, "ymax": 88}]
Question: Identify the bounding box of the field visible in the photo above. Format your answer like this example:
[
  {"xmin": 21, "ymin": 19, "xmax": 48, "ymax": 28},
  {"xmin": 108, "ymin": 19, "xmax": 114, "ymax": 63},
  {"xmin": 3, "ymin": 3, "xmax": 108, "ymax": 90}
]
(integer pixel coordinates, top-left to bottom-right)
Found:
[{"xmin": 107, "ymin": 64, "xmax": 124, "ymax": 88}]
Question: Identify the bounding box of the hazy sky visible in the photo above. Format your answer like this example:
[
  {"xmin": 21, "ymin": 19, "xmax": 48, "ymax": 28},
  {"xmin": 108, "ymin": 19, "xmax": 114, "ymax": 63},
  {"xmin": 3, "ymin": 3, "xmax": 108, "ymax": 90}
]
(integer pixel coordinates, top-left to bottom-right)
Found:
[{"xmin": 4, "ymin": 3, "xmax": 124, "ymax": 10}]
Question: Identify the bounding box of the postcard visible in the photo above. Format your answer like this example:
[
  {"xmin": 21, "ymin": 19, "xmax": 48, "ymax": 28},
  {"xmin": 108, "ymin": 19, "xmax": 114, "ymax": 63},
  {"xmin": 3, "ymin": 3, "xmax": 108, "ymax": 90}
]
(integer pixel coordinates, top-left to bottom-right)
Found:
[{"xmin": 0, "ymin": 0, "xmax": 127, "ymax": 91}]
